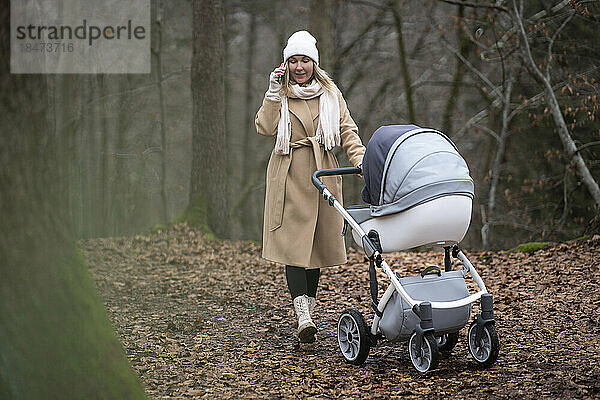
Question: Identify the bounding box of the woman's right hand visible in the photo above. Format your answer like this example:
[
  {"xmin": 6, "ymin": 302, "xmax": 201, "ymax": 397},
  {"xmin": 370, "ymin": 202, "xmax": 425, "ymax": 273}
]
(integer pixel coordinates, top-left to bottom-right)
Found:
[{"xmin": 269, "ymin": 62, "xmax": 286, "ymax": 92}]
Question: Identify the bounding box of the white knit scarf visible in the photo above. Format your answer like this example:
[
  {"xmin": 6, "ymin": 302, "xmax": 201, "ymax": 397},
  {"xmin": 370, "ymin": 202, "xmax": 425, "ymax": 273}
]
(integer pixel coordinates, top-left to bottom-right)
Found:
[{"xmin": 274, "ymin": 80, "xmax": 340, "ymax": 155}]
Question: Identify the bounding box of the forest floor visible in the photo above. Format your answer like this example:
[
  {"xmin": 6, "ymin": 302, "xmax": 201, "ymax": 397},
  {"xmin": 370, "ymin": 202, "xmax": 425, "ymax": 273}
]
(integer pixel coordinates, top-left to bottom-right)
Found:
[{"xmin": 80, "ymin": 223, "xmax": 600, "ymax": 399}]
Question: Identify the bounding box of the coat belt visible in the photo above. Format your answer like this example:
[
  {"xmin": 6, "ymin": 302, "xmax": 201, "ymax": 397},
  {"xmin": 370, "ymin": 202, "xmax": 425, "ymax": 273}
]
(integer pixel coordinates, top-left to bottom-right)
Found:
[{"xmin": 270, "ymin": 137, "xmax": 324, "ymax": 231}]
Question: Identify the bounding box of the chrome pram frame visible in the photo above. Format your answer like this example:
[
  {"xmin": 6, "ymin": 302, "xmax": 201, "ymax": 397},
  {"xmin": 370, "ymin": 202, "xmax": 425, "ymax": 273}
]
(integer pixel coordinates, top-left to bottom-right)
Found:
[{"xmin": 312, "ymin": 166, "xmax": 499, "ymax": 372}]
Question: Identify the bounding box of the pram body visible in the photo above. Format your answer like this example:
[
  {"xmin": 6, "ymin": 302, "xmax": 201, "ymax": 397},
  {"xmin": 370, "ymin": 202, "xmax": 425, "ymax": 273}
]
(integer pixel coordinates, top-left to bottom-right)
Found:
[{"xmin": 311, "ymin": 125, "xmax": 499, "ymax": 372}]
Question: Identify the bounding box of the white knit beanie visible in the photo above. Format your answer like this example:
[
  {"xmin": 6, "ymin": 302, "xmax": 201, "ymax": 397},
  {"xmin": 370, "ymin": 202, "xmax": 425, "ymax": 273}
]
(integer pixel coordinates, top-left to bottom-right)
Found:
[{"xmin": 283, "ymin": 31, "xmax": 319, "ymax": 65}]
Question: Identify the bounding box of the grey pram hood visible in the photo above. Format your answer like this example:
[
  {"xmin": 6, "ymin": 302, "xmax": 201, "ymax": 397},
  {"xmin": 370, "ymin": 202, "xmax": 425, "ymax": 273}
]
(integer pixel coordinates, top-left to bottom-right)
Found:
[{"xmin": 361, "ymin": 125, "xmax": 474, "ymax": 217}]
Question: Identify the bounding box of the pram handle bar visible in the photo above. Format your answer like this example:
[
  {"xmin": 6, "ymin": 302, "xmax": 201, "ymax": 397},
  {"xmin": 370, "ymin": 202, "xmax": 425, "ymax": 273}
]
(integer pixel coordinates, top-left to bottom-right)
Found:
[
  {"xmin": 311, "ymin": 167, "xmax": 362, "ymax": 194},
  {"xmin": 318, "ymin": 185, "xmax": 372, "ymax": 257}
]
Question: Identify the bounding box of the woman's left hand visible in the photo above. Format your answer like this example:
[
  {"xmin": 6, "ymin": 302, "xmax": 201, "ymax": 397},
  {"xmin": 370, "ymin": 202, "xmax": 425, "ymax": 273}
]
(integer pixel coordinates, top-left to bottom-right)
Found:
[{"xmin": 355, "ymin": 163, "xmax": 363, "ymax": 178}]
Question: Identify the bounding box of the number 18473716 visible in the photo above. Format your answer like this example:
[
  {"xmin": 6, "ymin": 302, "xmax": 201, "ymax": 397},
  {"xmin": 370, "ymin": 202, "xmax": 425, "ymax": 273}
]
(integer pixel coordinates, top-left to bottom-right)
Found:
[{"xmin": 19, "ymin": 42, "xmax": 74, "ymax": 53}]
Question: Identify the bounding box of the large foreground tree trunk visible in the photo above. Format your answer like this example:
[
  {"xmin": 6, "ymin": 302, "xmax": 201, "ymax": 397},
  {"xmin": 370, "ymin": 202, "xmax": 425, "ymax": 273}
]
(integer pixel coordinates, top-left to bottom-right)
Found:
[
  {"xmin": 189, "ymin": 0, "xmax": 229, "ymax": 237},
  {"xmin": 0, "ymin": 2, "xmax": 146, "ymax": 397}
]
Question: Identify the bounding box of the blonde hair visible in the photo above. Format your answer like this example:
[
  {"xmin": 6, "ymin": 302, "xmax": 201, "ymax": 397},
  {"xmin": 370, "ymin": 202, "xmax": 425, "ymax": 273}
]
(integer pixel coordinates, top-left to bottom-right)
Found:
[{"xmin": 280, "ymin": 60, "xmax": 337, "ymax": 97}]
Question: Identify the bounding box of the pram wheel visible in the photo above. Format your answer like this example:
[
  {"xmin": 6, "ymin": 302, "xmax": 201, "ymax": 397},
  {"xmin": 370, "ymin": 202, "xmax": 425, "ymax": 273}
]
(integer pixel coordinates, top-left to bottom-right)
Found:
[
  {"xmin": 437, "ymin": 332, "xmax": 459, "ymax": 354},
  {"xmin": 337, "ymin": 309, "xmax": 370, "ymax": 365},
  {"xmin": 408, "ymin": 332, "xmax": 439, "ymax": 373},
  {"xmin": 467, "ymin": 322, "xmax": 499, "ymax": 367}
]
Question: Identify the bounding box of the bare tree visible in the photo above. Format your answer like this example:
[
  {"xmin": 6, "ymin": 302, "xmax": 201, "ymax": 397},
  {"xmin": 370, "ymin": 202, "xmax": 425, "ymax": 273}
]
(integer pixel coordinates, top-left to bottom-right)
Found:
[
  {"xmin": 441, "ymin": 4, "xmax": 472, "ymax": 134},
  {"xmin": 152, "ymin": 0, "xmax": 169, "ymax": 224},
  {"xmin": 189, "ymin": 0, "xmax": 229, "ymax": 237},
  {"xmin": 481, "ymin": 72, "xmax": 514, "ymax": 249},
  {"xmin": 392, "ymin": 0, "xmax": 416, "ymax": 123},
  {"xmin": 512, "ymin": 0, "xmax": 600, "ymax": 207},
  {"xmin": 241, "ymin": 10, "xmax": 258, "ymax": 237},
  {"xmin": 99, "ymin": 75, "xmax": 110, "ymax": 235},
  {"xmin": 310, "ymin": 0, "xmax": 336, "ymax": 73}
]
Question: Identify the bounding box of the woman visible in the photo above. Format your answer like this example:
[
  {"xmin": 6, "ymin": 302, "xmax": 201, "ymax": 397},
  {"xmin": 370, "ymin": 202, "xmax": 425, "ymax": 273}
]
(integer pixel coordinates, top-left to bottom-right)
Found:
[{"xmin": 255, "ymin": 31, "xmax": 365, "ymax": 343}]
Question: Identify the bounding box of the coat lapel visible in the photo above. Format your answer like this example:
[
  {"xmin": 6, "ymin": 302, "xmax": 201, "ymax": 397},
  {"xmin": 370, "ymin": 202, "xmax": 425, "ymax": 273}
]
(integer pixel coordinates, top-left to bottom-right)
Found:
[
  {"xmin": 289, "ymin": 98, "xmax": 316, "ymax": 138},
  {"xmin": 309, "ymin": 98, "xmax": 320, "ymax": 133},
  {"xmin": 306, "ymin": 96, "xmax": 319, "ymax": 119}
]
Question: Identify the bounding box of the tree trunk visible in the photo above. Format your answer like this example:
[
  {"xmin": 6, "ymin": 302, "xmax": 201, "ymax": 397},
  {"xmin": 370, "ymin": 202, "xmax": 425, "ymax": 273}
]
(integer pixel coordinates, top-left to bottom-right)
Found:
[
  {"xmin": 153, "ymin": 0, "xmax": 169, "ymax": 224},
  {"xmin": 190, "ymin": 0, "xmax": 229, "ymax": 237},
  {"xmin": 113, "ymin": 76, "xmax": 129, "ymax": 236},
  {"xmin": 84, "ymin": 76, "xmax": 97, "ymax": 238},
  {"xmin": 482, "ymin": 76, "xmax": 514, "ymax": 249},
  {"xmin": 310, "ymin": 0, "xmax": 335, "ymax": 74},
  {"xmin": 241, "ymin": 12, "xmax": 257, "ymax": 238},
  {"xmin": 99, "ymin": 75, "xmax": 109, "ymax": 236},
  {"xmin": 442, "ymin": 4, "xmax": 470, "ymax": 134},
  {"xmin": 392, "ymin": 0, "xmax": 416, "ymax": 123},
  {"xmin": 91, "ymin": 76, "xmax": 103, "ymax": 237}
]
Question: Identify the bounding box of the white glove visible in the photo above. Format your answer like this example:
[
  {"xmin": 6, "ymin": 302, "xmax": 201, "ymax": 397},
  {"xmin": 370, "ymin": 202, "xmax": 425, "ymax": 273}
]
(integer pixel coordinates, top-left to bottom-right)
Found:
[{"xmin": 266, "ymin": 63, "xmax": 286, "ymax": 101}]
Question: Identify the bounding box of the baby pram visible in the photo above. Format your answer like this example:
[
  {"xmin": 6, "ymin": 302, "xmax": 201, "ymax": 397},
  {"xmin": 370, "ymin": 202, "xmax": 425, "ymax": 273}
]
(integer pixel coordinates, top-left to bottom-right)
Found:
[{"xmin": 311, "ymin": 125, "xmax": 499, "ymax": 372}]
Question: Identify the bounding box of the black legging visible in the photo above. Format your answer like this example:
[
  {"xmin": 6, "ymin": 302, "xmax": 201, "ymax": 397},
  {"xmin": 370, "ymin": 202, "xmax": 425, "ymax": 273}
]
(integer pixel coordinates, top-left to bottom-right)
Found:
[{"xmin": 285, "ymin": 265, "xmax": 321, "ymax": 299}]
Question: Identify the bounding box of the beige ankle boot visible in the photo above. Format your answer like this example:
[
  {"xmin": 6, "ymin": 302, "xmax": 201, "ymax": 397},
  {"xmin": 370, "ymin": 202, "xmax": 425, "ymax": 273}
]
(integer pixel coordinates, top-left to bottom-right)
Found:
[{"xmin": 293, "ymin": 295, "xmax": 317, "ymax": 343}]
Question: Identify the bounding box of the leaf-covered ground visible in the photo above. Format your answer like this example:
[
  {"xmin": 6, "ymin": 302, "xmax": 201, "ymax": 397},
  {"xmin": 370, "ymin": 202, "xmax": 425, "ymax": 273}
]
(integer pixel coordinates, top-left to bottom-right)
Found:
[{"xmin": 80, "ymin": 224, "xmax": 600, "ymax": 399}]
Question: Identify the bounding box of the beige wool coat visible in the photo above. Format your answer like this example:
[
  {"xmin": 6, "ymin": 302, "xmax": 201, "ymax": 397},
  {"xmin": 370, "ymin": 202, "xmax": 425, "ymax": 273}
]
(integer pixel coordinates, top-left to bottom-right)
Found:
[{"xmin": 255, "ymin": 89, "xmax": 365, "ymax": 268}]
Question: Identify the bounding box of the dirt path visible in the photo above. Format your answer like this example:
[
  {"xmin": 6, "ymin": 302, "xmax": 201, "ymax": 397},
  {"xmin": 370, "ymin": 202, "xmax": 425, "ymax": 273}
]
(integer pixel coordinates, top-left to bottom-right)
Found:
[{"xmin": 80, "ymin": 224, "xmax": 600, "ymax": 399}]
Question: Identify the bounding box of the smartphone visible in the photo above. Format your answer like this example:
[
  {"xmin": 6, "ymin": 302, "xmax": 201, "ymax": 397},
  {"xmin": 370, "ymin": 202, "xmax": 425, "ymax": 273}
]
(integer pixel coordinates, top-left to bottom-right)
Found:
[{"xmin": 276, "ymin": 62, "xmax": 286, "ymax": 83}]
